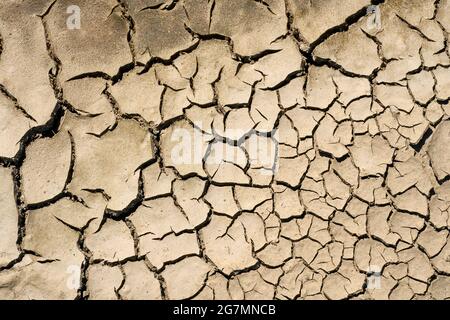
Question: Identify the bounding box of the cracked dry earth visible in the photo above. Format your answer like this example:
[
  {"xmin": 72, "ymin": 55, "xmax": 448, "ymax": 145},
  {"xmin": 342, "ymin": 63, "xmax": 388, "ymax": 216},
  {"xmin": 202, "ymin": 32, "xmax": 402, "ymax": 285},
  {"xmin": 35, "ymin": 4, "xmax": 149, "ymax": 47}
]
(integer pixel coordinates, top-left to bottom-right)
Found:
[{"xmin": 1, "ymin": 0, "xmax": 450, "ymax": 301}]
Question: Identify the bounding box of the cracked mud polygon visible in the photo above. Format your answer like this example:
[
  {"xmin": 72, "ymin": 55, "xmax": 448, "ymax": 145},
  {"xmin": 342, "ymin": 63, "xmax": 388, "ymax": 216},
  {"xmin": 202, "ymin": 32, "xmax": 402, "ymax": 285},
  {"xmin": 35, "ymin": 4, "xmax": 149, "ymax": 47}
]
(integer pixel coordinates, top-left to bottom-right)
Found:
[{"xmin": 0, "ymin": 0, "xmax": 450, "ymax": 301}]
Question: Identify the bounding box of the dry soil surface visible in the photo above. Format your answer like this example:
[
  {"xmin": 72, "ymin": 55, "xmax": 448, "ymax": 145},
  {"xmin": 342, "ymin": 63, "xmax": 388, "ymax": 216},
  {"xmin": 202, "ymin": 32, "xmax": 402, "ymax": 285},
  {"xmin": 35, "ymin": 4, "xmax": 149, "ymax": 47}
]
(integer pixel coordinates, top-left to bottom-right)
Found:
[{"xmin": 1, "ymin": 0, "xmax": 450, "ymax": 300}]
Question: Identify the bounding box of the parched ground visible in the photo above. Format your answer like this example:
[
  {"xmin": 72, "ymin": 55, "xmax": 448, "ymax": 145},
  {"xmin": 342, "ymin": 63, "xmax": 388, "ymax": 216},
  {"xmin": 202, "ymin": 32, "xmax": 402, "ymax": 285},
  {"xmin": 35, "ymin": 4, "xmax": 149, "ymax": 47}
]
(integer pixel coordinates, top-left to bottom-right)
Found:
[{"xmin": 0, "ymin": 0, "xmax": 450, "ymax": 300}]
